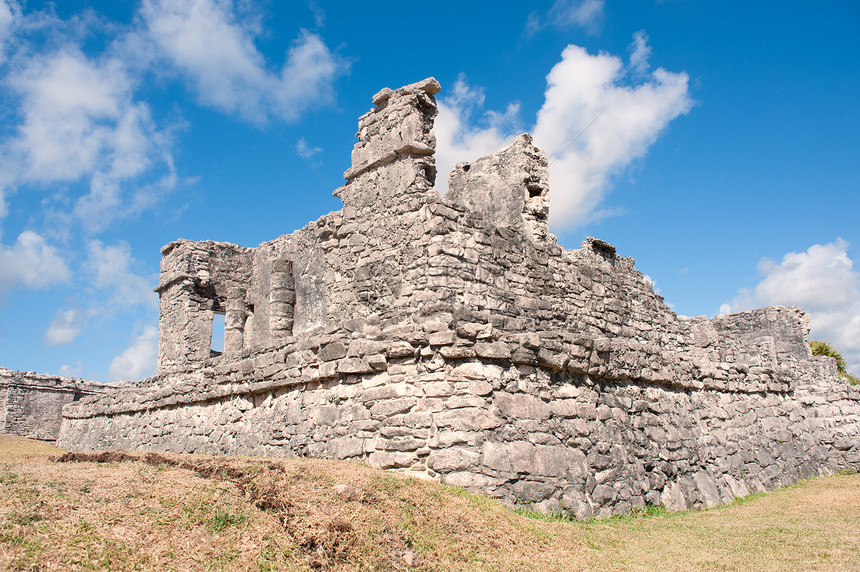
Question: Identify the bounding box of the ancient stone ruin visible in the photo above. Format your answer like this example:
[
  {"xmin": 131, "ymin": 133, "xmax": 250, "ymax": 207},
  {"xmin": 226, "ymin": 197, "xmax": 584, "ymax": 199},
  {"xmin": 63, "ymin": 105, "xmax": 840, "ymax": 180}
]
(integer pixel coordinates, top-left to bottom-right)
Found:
[
  {"xmin": 0, "ymin": 368, "xmax": 112, "ymax": 442},
  {"xmin": 57, "ymin": 78, "xmax": 859, "ymax": 517}
]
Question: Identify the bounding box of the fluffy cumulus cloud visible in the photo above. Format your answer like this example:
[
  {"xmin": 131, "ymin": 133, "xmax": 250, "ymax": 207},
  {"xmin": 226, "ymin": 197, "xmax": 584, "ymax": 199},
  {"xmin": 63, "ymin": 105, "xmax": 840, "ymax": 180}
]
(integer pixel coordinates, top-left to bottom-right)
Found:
[
  {"xmin": 629, "ymin": 30, "xmax": 651, "ymax": 76},
  {"xmin": 721, "ymin": 239, "xmax": 860, "ymax": 372},
  {"xmin": 526, "ymin": 0, "xmax": 604, "ymax": 36},
  {"xmin": 435, "ymin": 34, "xmax": 693, "ymax": 229},
  {"xmin": 109, "ymin": 323, "xmax": 158, "ymax": 381},
  {"xmin": 59, "ymin": 361, "xmax": 84, "ymax": 378},
  {"xmin": 86, "ymin": 239, "xmax": 158, "ymax": 309},
  {"xmin": 140, "ymin": 0, "xmax": 343, "ymax": 123},
  {"xmin": 434, "ymin": 75, "xmax": 524, "ymax": 196},
  {"xmin": 0, "ymin": 230, "xmax": 70, "ymax": 295},
  {"xmin": 1, "ymin": 44, "xmax": 176, "ymax": 231},
  {"xmin": 45, "ymin": 309, "xmax": 84, "ymax": 346},
  {"xmin": 43, "ymin": 240, "xmax": 156, "ymax": 349},
  {"xmin": 0, "ymin": 0, "xmax": 342, "ymax": 235}
]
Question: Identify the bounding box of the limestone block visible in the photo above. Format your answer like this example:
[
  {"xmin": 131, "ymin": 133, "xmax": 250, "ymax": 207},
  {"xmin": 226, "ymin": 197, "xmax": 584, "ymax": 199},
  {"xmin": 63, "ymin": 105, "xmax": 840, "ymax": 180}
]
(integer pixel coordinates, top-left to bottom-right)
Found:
[
  {"xmin": 474, "ymin": 342, "xmax": 512, "ymax": 360},
  {"xmin": 512, "ymin": 481, "xmax": 556, "ymax": 503},
  {"xmin": 590, "ymin": 484, "xmax": 617, "ymax": 505},
  {"xmin": 435, "ymin": 408, "xmax": 503, "ymax": 431},
  {"xmin": 368, "ymin": 452, "xmax": 416, "ymax": 469},
  {"xmin": 379, "ymin": 437, "xmax": 423, "ymax": 452},
  {"xmin": 440, "ymin": 472, "xmax": 504, "ymax": 489},
  {"xmin": 468, "ymin": 380, "xmax": 493, "ymax": 396},
  {"xmin": 533, "ymin": 446, "xmax": 587, "ymax": 479},
  {"xmin": 693, "ymin": 471, "xmax": 723, "ymax": 508},
  {"xmin": 337, "ymin": 358, "xmax": 373, "ymax": 375},
  {"xmin": 428, "ymin": 447, "xmax": 480, "ymax": 472},
  {"xmin": 386, "ymin": 342, "xmax": 416, "ymax": 358},
  {"xmin": 481, "ymin": 441, "xmax": 534, "ymax": 473},
  {"xmin": 369, "ymin": 398, "xmax": 416, "ymax": 420},
  {"xmin": 450, "ymin": 362, "xmax": 501, "ymax": 381},
  {"xmin": 319, "ymin": 341, "xmax": 347, "ymax": 362},
  {"xmin": 440, "ymin": 345, "xmax": 477, "ymax": 359},
  {"xmin": 495, "ymin": 393, "xmax": 551, "ymax": 421},
  {"xmin": 422, "ymin": 382, "xmax": 455, "ymax": 397},
  {"xmin": 428, "ymin": 330, "xmax": 457, "ymax": 346}
]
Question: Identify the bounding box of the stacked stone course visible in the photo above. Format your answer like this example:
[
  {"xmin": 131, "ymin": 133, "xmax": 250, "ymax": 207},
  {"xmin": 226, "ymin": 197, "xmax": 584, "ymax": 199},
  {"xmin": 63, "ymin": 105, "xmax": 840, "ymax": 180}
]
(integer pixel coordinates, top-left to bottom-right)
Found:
[
  {"xmin": 0, "ymin": 368, "xmax": 113, "ymax": 442},
  {"xmin": 58, "ymin": 78, "xmax": 860, "ymax": 517}
]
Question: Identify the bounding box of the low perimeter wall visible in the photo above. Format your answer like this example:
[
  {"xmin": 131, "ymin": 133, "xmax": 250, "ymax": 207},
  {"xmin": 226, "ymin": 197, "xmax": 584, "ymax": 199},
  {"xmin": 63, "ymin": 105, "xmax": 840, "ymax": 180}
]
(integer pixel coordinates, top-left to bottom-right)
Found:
[
  {"xmin": 1, "ymin": 369, "xmax": 113, "ymax": 441},
  {"xmin": 59, "ymin": 325, "xmax": 860, "ymax": 517}
]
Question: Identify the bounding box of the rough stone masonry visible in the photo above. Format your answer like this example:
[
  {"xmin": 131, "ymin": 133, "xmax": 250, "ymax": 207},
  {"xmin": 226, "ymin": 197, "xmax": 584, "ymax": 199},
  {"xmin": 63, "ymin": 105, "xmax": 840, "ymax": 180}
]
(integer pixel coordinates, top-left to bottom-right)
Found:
[
  {"xmin": 0, "ymin": 368, "xmax": 112, "ymax": 442},
  {"xmin": 58, "ymin": 78, "xmax": 860, "ymax": 517}
]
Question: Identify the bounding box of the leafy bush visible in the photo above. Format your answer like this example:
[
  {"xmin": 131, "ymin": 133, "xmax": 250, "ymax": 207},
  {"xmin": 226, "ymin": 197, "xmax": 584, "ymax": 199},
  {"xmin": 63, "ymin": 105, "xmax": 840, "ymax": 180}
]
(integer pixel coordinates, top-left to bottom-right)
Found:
[{"xmin": 809, "ymin": 340, "xmax": 859, "ymax": 385}]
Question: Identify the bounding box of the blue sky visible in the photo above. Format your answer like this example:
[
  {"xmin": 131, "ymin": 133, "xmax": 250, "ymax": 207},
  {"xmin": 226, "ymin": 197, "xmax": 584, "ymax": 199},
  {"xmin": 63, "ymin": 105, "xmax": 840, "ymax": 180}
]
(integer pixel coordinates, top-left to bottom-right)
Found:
[{"xmin": 0, "ymin": 0, "xmax": 858, "ymax": 381}]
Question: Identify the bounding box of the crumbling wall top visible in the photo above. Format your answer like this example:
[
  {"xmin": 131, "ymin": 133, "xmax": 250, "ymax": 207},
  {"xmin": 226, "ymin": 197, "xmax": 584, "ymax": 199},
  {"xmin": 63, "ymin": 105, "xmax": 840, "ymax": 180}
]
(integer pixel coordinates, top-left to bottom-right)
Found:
[
  {"xmin": 342, "ymin": 77, "xmax": 440, "ymax": 182},
  {"xmin": 447, "ymin": 133, "xmax": 552, "ymax": 244}
]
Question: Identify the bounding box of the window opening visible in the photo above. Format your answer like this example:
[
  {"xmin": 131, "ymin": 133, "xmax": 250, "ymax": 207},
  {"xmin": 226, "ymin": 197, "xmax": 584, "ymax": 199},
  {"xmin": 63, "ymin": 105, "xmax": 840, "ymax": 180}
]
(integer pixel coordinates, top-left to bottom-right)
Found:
[{"xmin": 211, "ymin": 311, "xmax": 225, "ymax": 356}]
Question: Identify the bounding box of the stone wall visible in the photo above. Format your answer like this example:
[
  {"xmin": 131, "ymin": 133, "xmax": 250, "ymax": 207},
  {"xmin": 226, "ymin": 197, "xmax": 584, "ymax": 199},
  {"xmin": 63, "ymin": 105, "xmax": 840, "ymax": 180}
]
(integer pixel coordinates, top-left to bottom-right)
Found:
[
  {"xmin": 59, "ymin": 323, "xmax": 859, "ymax": 517},
  {"xmin": 57, "ymin": 77, "xmax": 860, "ymax": 517},
  {"xmin": 1, "ymin": 368, "xmax": 113, "ymax": 441}
]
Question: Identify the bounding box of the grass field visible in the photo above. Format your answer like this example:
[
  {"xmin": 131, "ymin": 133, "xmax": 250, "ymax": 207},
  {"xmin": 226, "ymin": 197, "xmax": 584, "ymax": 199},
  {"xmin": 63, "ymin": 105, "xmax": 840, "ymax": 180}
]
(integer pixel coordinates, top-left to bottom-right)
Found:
[{"xmin": 1, "ymin": 435, "xmax": 858, "ymax": 571}]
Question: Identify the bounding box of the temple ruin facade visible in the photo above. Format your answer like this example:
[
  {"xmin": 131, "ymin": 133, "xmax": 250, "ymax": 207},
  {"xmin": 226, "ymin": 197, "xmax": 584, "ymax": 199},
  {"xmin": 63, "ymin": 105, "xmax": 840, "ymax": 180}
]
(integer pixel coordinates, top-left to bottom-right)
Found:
[{"xmin": 57, "ymin": 78, "xmax": 859, "ymax": 517}]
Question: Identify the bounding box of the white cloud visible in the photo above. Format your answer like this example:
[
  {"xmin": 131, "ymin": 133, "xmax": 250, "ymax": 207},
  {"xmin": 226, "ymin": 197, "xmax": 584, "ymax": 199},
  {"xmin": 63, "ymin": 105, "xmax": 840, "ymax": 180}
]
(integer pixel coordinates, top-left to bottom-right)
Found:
[
  {"xmin": 526, "ymin": 0, "xmax": 604, "ymax": 36},
  {"xmin": 10, "ymin": 49, "xmax": 145, "ymax": 182},
  {"xmin": 45, "ymin": 308, "xmax": 84, "ymax": 345},
  {"xmin": 109, "ymin": 323, "xmax": 158, "ymax": 381},
  {"xmin": 536, "ymin": 43, "xmax": 692, "ymax": 228},
  {"xmin": 0, "ymin": 230, "xmax": 70, "ymax": 294},
  {"xmin": 434, "ymin": 35, "xmax": 693, "ymax": 230},
  {"xmin": 435, "ymin": 74, "xmax": 522, "ymax": 194},
  {"xmin": 629, "ymin": 30, "xmax": 651, "ymax": 76},
  {"xmin": 37, "ymin": 240, "xmax": 155, "ymax": 355},
  {"xmin": 308, "ymin": 0, "xmax": 325, "ymax": 28},
  {"xmin": 59, "ymin": 361, "xmax": 84, "ymax": 378},
  {"xmin": 140, "ymin": 0, "xmax": 343, "ymax": 123},
  {"xmin": 295, "ymin": 137, "xmax": 321, "ymax": 160},
  {"xmin": 0, "ymin": 0, "xmax": 16, "ymax": 62},
  {"xmin": 1, "ymin": 44, "xmax": 176, "ymax": 230},
  {"xmin": 0, "ymin": 186, "xmax": 9, "ymax": 221},
  {"xmin": 86, "ymin": 239, "xmax": 158, "ymax": 309},
  {"xmin": 721, "ymin": 239, "xmax": 860, "ymax": 372}
]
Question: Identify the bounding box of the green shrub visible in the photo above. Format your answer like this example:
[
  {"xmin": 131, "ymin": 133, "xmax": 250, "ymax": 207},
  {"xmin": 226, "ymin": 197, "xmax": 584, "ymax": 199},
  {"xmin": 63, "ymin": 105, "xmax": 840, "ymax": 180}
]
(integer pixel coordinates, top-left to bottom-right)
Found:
[{"xmin": 809, "ymin": 340, "xmax": 859, "ymax": 384}]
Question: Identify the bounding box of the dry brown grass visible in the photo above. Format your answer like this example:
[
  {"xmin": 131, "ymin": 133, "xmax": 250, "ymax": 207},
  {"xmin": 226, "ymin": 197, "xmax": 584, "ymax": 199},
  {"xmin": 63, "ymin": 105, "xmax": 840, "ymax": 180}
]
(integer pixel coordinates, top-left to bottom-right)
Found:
[{"xmin": 1, "ymin": 434, "xmax": 858, "ymax": 571}]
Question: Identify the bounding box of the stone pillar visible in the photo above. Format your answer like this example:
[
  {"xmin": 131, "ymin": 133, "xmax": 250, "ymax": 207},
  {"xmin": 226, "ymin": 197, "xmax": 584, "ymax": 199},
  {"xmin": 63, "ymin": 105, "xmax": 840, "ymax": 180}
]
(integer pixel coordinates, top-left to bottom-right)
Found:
[
  {"xmin": 155, "ymin": 241, "xmax": 216, "ymax": 374},
  {"xmin": 334, "ymin": 77, "xmax": 441, "ymax": 209},
  {"xmin": 156, "ymin": 278, "xmax": 214, "ymax": 373},
  {"xmin": 269, "ymin": 259, "xmax": 295, "ymax": 337},
  {"xmin": 224, "ymin": 287, "xmax": 247, "ymax": 353}
]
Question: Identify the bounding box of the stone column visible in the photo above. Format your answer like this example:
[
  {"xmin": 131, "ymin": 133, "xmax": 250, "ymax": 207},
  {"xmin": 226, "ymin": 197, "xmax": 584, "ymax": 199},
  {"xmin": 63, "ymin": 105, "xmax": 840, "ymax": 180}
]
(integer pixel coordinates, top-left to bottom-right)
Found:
[
  {"xmin": 224, "ymin": 287, "xmax": 247, "ymax": 353},
  {"xmin": 334, "ymin": 77, "xmax": 441, "ymax": 209},
  {"xmin": 269, "ymin": 259, "xmax": 295, "ymax": 337}
]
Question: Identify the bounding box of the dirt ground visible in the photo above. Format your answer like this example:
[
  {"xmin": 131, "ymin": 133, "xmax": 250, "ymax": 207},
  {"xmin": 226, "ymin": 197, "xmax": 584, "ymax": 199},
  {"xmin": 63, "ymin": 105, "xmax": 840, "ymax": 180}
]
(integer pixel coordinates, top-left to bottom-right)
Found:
[{"xmin": 1, "ymin": 435, "xmax": 858, "ymax": 571}]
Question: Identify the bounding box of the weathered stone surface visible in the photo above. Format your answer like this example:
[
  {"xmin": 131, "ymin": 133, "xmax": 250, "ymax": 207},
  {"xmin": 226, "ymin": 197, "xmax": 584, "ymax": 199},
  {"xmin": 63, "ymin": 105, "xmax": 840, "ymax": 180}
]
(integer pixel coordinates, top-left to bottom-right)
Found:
[
  {"xmin": 52, "ymin": 77, "xmax": 860, "ymax": 522},
  {"xmin": 495, "ymin": 393, "xmax": 551, "ymax": 421},
  {"xmin": 0, "ymin": 368, "xmax": 114, "ymax": 442},
  {"xmin": 427, "ymin": 447, "xmax": 480, "ymax": 472}
]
